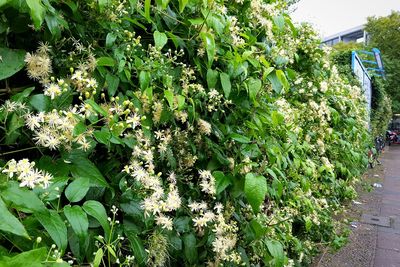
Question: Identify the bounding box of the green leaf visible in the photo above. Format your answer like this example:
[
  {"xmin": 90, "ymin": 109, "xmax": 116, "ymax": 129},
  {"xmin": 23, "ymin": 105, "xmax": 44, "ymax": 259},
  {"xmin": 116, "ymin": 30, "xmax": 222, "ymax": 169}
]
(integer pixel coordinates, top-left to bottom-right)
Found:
[
  {"xmin": 73, "ymin": 121, "xmax": 86, "ymax": 136},
  {"xmin": 271, "ymin": 110, "xmax": 284, "ymax": 127},
  {"xmin": 0, "ymin": 248, "xmax": 47, "ymax": 267},
  {"xmin": 1, "ymin": 182, "xmax": 46, "ymax": 213},
  {"xmin": 82, "ymin": 200, "xmax": 110, "ymax": 240},
  {"xmin": 139, "ymin": 71, "xmax": 151, "ymax": 90},
  {"xmin": 29, "ymin": 94, "xmax": 50, "ymax": 112},
  {"xmin": 85, "ymin": 99, "xmax": 108, "ymax": 117},
  {"xmin": 250, "ymin": 219, "xmax": 266, "ymax": 239},
  {"xmin": 35, "ymin": 210, "xmax": 68, "ymax": 251},
  {"xmin": 183, "ymin": 233, "xmax": 198, "ymax": 264},
  {"xmin": 5, "ymin": 113, "xmax": 24, "ymax": 144},
  {"xmin": 268, "ymin": 72, "xmax": 283, "ymax": 94},
  {"xmin": 276, "ymin": 70, "xmax": 289, "ymax": 90},
  {"xmin": 0, "ymin": 47, "xmax": 26, "ymax": 80},
  {"xmin": 70, "ymin": 157, "xmax": 109, "ymax": 188},
  {"xmin": 65, "ymin": 177, "xmax": 90, "ymax": 202},
  {"xmin": 97, "ymin": 57, "xmax": 115, "ymax": 67},
  {"xmin": 188, "ymin": 18, "xmax": 204, "ymax": 25},
  {"xmin": 178, "ymin": 0, "xmax": 188, "ymax": 13},
  {"xmin": 200, "ymin": 32, "xmax": 215, "ymax": 68},
  {"xmin": 273, "ymin": 15, "xmax": 285, "ymax": 31},
  {"xmin": 144, "ymin": 0, "xmax": 151, "ymax": 22},
  {"xmin": 64, "ymin": 205, "xmax": 89, "ymax": 244},
  {"xmin": 125, "ymin": 231, "xmax": 147, "ymax": 265},
  {"xmin": 39, "ymin": 176, "xmax": 69, "ymax": 201},
  {"xmin": 98, "ymin": 0, "xmax": 110, "ymax": 12},
  {"xmin": 93, "ymin": 248, "xmax": 104, "ymax": 267},
  {"xmin": 105, "ymin": 73, "xmax": 119, "ymax": 97},
  {"xmin": 11, "ymin": 87, "xmax": 35, "ymax": 102},
  {"xmin": 247, "ymin": 78, "xmax": 262, "ymax": 101},
  {"xmin": 174, "ymin": 216, "xmax": 191, "ymax": 233},
  {"xmin": 241, "ymin": 144, "xmax": 262, "ymax": 158},
  {"xmin": 177, "ymin": 95, "xmax": 185, "ymax": 110},
  {"xmin": 26, "ymin": 0, "xmax": 45, "ymax": 29},
  {"xmin": 105, "ymin": 32, "xmax": 117, "ymax": 48},
  {"xmin": 93, "ymin": 128, "xmax": 111, "ymax": 145},
  {"xmin": 0, "ymin": 0, "xmax": 11, "ymax": 8},
  {"xmin": 230, "ymin": 133, "xmax": 251, "ymax": 143},
  {"xmin": 44, "ymin": 14, "xmax": 62, "ymax": 38},
  {"xmin": 153, "ymin": 31, "xmax": 168, "ymax": 50},
  {"xmin": 244, "ymin": 173, "xmax": 268, "ymax": 213},
  {"xmin": 213, "ymin": 171, "xmax": 231, "ymax": 195},
  {"xmin": 266, "ymin": 240, "xmax": 285, "ymax": 267},
  {"xmin": 220, "ymin": 72, "xmax": 231, "ymax": 98},
  {"xmin": 206, "ymin": 69, "xmax": 218, "ymax": 89},
  {"xmin": 272, "ymin": 178, "xmax": 283, "ymax": 199},
  {"xmin": 0, "ymin": 197, "xmax": 29, "ymax": 238},
  {"xmin": 164, "ymin": 90, "xmax": 174, "ymax": 109}
]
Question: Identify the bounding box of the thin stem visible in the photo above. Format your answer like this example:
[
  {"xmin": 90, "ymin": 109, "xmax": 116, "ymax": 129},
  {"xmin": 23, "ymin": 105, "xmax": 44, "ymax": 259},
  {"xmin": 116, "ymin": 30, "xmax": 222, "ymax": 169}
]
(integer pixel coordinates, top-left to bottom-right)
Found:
[{"xmin": 0, "ymin": 146, "xmax": 39, "ymax": 156}]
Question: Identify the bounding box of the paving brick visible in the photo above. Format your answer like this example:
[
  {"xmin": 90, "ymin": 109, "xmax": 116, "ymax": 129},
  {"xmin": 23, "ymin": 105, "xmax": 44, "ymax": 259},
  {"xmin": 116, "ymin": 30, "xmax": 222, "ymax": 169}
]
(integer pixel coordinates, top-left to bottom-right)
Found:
[
  {"xmin": 377, "ymin": 231, "xmax": 400, "ymax": 250},
  {"xmin": 374, "ymin": 248, "xmax": 400, "ymax": 267},
  {"xmin": 380, "ymin": 205, "xmax": 400, "ymax": 217}
]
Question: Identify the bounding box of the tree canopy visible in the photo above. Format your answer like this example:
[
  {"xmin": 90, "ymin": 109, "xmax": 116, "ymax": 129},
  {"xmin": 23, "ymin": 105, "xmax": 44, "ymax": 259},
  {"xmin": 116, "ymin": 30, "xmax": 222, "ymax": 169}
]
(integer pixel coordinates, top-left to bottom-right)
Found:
[{"xmin": 365, "ymin": 11, "xmax": 400, "ymax": 113}]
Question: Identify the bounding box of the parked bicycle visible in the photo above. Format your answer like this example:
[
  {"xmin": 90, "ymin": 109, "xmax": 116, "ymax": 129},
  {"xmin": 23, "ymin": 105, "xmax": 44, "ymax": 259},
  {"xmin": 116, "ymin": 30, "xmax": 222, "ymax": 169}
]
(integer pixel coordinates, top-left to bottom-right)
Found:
[{"xmin": 368, "ymin": 135, "xmax": 385, "ymax": 168}]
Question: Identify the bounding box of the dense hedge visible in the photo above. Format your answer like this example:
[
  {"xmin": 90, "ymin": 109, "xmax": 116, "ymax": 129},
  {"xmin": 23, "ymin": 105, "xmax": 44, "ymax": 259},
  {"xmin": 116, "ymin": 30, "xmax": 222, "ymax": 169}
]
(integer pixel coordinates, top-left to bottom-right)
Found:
[
  {"xmin": 0, "ymin": 0, "xmax": 369, "ymax": 266},
  {"xmin": 331, "ymin": 44, "xmax": 392, "ymax": 137},
  {"xmin": 370, "ymin": 77, "xmax": 392, "ymax": 136}
]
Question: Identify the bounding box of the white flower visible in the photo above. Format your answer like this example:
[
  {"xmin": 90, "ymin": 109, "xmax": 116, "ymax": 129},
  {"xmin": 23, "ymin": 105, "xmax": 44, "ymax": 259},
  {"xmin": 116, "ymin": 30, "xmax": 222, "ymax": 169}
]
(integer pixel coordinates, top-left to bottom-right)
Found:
[
  {"xmin": 198, "ymin": 119, "xmax": 212, "ymax": 135},
  {"xmin": 1, "ymin": 159, "xmax": 17, "ymax": 178},
  {"xmin": 188, "ymin": 201, "xmax": 208, "ymax": 212},
  {"xmin": 165, "ymin": 188, "xmax": 181, "ymax": 211},
  {"xmin": 320, "ymin": 81, "xmax": 328, "ymax": 93},
  {"xmin": 199, "ymin": 170, "xmax": 216, "ymax": 196},
  {"xmin": 71, "ymin": 70, "xmax": 83, "ymax": 81},
  {"xmin": 155, "ymin": 214, "xmax": 173, "ymax": 230},
  {"xmin": 25, "ymin": 113, "xmax": 42, "ymax": 130},
  {"xmin": 85, "ymin": 78, "xmax": 97, "ymax": 88},
  {"xmin": 126, "ymin": 114, "xmax": 141, "ymax": 129},
  {"xmin": 2, "ymin": 159, "xmax": 52, "ymax": 189},
  {"xmin": 44, "ymin": 83, "xmax": 62, "ymax": 99}
]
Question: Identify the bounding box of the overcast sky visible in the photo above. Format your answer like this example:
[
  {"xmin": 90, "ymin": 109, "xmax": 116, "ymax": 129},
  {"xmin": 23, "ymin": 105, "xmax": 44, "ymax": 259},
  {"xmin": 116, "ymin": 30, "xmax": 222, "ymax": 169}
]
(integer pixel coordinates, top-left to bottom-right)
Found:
[{"xmin": 291, "ymin": 0, "xmax": 400, "ymax": 38}]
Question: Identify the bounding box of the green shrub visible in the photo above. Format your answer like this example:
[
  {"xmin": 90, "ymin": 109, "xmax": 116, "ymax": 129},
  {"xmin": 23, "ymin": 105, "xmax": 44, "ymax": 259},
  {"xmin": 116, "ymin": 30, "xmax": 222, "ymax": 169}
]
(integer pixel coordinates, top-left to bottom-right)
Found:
[{"xmin": 0, "ymin": 0, "xmax": 369, "ymax": 266}]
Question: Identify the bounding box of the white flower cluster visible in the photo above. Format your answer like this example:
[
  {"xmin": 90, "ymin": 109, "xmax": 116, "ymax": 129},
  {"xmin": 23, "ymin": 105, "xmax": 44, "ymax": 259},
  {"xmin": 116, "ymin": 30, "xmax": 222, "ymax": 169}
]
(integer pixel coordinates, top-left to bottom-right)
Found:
[
  {"xmin": 0, "ymin": 100, "xmax": 28, "ymax": 114},
  {"xmin": 1, "ymin": 159, "xmax": 53, "ymax": 189},
  {"xmin": 198, "ymin": 119, "xmax": 212, "ymax": 136},
  {"xmin": 212, "ymin": 211, "xmax": 241, "ymax": 264},
  {"xmin": 25, "ymin": 109, "xmax": 86, "ymax": 151},
  {"xmin": 71, "ymin": 69, "xmax": 98, "ymax": 97},
  {"xmin": 250, "ymin": 0, "xmax": 279, "ymax": 39},
  {"xmin": 229, "ymin": 16, "xmax": 245, "ymax": 47},
  {"xmin": 198, "ymin": 170, "xmax": 216, "ymax": 196},
  {"xmin": 123, "ymin": 130, "xmax": 181, "ymax": 231},
  {"xmin": 154, "ymin": 129, "xmax": 172, "ymax": 155},
  {"xmin": 24, "ymin": 43, "xmax": 52, "ymax": 83},
  {"xmin": 275, "ymin": 98, "xmax": 295, "ymax": 125},
  {"xmin": 206, "ymin": 89, "xmax": 224, "ymax": 112},
  {"xmin": 189, "ymin": 201, "xmax": 216, "ymax": 229},
  {"xmin": 189, "ymin": 201, "xmax": 241, "ymax": 264}
]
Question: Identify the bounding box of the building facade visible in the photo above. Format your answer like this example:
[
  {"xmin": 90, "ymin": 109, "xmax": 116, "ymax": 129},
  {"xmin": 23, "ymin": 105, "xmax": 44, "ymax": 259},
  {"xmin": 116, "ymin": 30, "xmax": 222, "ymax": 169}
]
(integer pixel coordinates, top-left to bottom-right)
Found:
[{"xmin": 322, "ymin": 25, "xmax": 369, "ymax": 46}]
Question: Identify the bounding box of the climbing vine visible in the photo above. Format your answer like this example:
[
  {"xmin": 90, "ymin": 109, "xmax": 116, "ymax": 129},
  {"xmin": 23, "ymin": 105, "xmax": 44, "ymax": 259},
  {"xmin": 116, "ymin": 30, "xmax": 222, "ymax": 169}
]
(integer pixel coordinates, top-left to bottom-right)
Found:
[{"xmin": 0, "ymin": 0, "xmax": 369, "ymax": 266}]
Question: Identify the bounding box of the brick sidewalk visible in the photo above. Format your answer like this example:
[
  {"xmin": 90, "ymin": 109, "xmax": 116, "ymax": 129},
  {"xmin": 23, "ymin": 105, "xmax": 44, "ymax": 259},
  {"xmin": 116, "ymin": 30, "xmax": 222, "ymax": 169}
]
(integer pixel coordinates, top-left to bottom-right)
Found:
[{"xmin": 373, "ymin": 146, "xmax": 400, "ymax": 267}]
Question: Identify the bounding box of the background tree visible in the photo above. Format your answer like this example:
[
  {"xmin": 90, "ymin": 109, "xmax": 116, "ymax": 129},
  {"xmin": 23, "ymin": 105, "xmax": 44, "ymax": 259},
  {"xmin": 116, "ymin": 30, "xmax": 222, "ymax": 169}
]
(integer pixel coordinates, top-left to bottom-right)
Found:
[{"xmin": 365, "ymin": 11, "xmax": 400, "ymax": 113}]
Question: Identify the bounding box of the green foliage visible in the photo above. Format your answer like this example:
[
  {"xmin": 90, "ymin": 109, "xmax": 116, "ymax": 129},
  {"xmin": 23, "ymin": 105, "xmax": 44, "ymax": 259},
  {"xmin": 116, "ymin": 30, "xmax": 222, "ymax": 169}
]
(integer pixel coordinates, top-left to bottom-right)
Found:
[
  {"xmin": 365, "ymin": 11, "xmax": 400, "ymax": 113},
  {"xmin": 0, "ymin": 0, "xmax": 370, "ymax": 266},
  {"xmin": 331, "ymin": 42, "xmax": 392, "ymax": 135},
  {"xmin": 0, "ymin": 48, "xmax": 26, "ymax": 80},
  {"xmin": 370, "ymin": 77, "xmax": 392, "ymax": 136}
]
